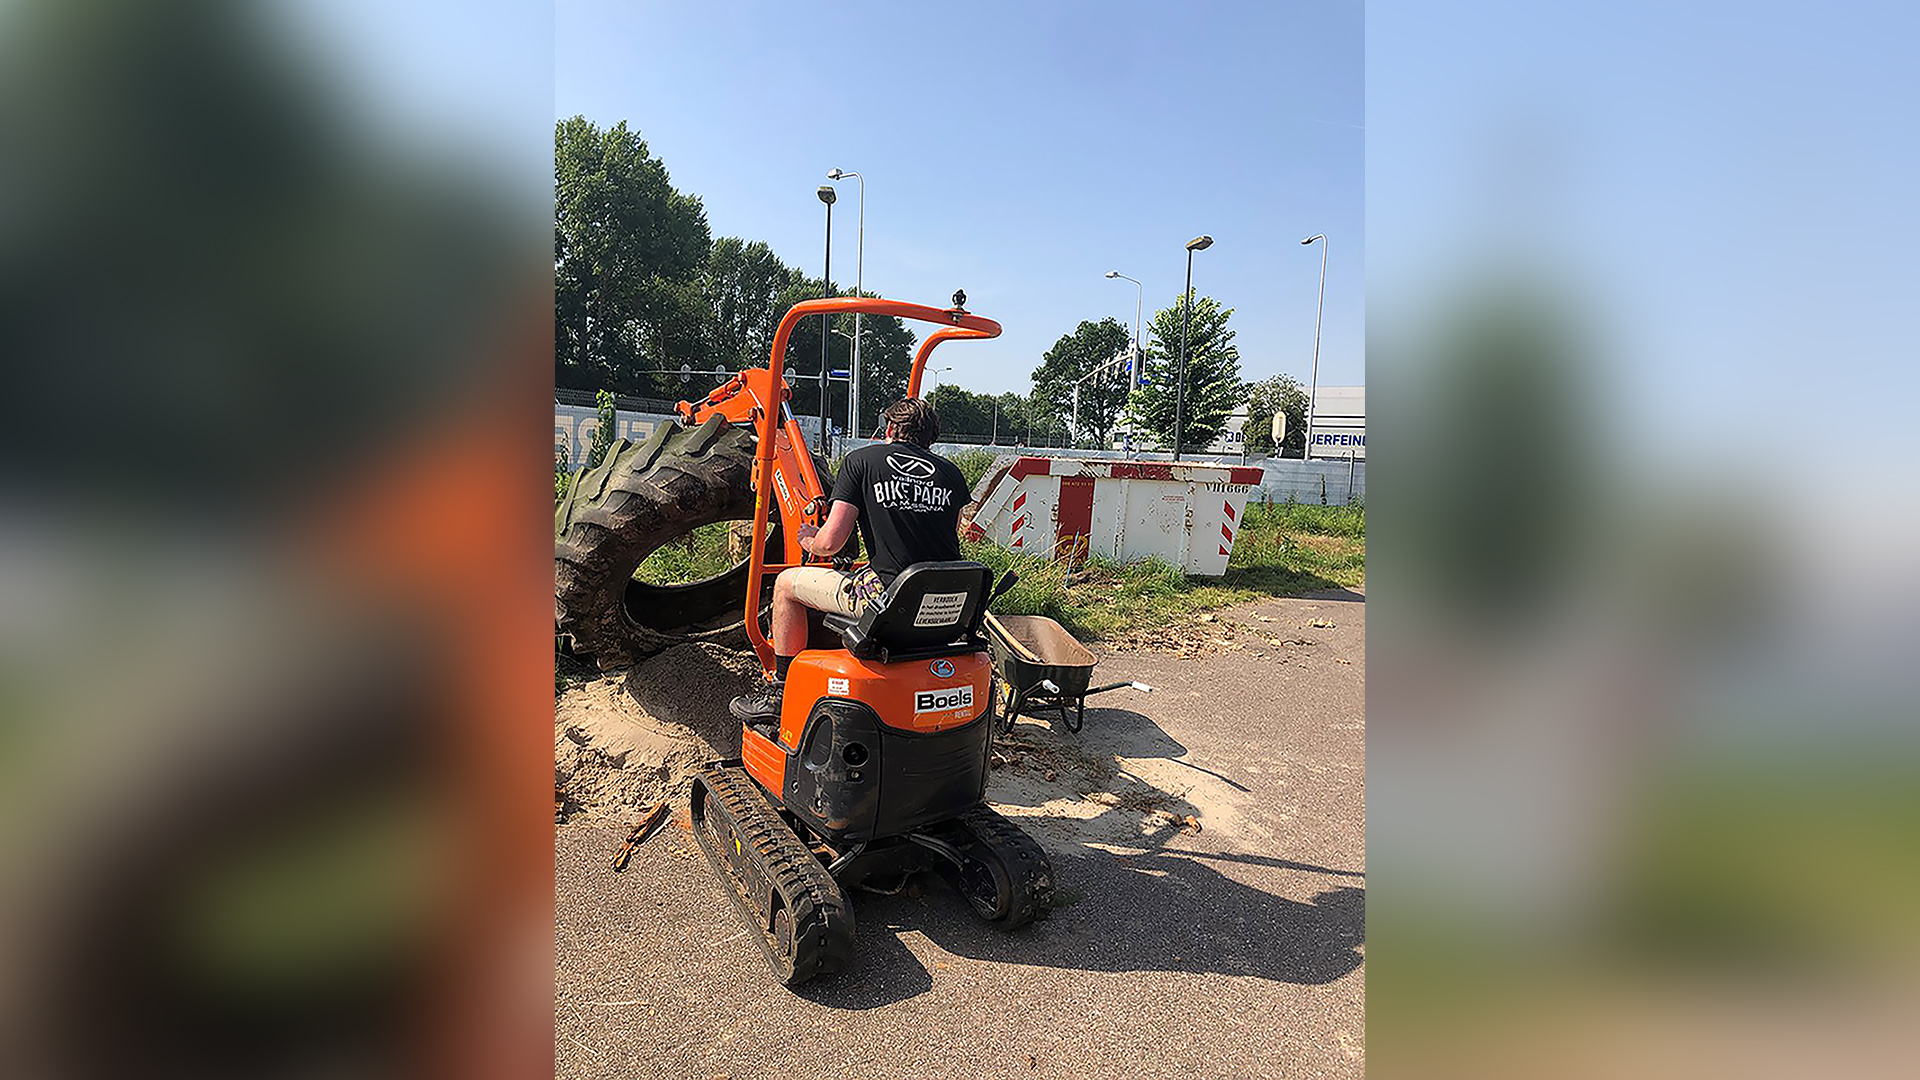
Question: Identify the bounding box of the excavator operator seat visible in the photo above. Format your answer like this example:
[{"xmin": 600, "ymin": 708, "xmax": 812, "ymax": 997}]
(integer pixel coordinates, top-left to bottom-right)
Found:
[{"xmin": 822, "ymin": 561, "xmax": 993, "ymax": 664}]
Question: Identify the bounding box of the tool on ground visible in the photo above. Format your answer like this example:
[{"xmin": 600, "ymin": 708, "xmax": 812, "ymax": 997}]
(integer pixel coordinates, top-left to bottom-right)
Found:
[
  {"xmin": 558, "ymin": 293, "xmax": 1059, "ymax": 987},
  {"xmin": 610, "ymin": 801, "xmax": 670, "ymax": 871},
  {"xmin": 984, "ymin": 611, "xmax": 1153, "ymax": 734}
]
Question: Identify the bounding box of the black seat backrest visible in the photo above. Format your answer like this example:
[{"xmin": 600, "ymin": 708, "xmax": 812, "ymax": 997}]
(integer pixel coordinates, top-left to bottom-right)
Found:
[{"xmin": 825, "ymin": 561, "xmax": 994, "ymax": 663}]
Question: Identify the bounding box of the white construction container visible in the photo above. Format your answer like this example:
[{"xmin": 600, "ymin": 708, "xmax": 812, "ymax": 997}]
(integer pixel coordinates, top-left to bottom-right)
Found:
[{"xmin": 963, "ymin": 456, "xmax": 1265, "ymax": 576}]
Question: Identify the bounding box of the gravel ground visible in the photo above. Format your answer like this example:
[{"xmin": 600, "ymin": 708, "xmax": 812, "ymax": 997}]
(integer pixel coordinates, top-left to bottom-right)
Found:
[{"xmin": 555, "ymin": 588, "xmax": 1365, "ymax": 1079}]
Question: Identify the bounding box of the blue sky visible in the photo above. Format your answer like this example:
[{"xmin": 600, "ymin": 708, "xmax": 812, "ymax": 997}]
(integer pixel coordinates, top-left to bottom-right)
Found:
[
  {"xmin": 1369, "ymin": 1, "xmax": 1920, "ymax": 470},
  {"xmin": 556, "ymin": 1, "xmax": 1363, "ymax": 397}
]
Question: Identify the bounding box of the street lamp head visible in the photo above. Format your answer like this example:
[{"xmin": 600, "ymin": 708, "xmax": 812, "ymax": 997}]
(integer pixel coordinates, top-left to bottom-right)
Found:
[
  {"xmin": 1105, "ymin": 270, "xmax": 1118, "ymax": 278},
  {"xmin": 817, "ymin": 185, "xmax": 836, "ymax": 204},
  {"xmin": 827, "ymin": 168, "xmax": 844, "ymax": 179},
  {"xmin": 1186, "ymin": 235, "xmax": 1214, "ymax": 251},
  {"xmin": 1301, "ymin": 234, "xmax": 1325, "ymax": 245}
]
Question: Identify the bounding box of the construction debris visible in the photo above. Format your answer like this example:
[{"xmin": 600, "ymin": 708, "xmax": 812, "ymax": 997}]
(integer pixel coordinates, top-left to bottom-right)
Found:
[{"xmin": 611, "ymin": 801, "xmax": 671, "ymax": 871}]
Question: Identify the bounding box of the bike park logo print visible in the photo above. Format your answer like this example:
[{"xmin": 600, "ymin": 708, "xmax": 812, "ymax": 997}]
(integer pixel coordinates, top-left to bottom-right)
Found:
[
  {"xmin": 873, "ymin": 451, "xmax": 954, "ymax": 512},
  {"xmin": 887, "ymin": 452, "xmax": 937, "ymax": 480},
  {"xmin": 929, "ymin": 658, "xmax": 955, "ymax": 679}
]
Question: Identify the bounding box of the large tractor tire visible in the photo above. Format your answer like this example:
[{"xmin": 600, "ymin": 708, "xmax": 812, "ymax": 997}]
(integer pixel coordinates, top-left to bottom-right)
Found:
[{"xmin": 555, "ymin": 414, "xmax": 774, "ymax": 671}]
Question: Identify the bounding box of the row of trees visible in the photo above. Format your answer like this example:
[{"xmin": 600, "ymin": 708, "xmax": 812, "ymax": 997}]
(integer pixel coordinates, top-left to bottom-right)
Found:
[
  {"xmin": 555, "ymin": 117, "xmax": 913, "ymax": 433},
  {"xmin": 555, "ymin": 115, "xmax": 1313, "ymax": 456},
  {"xmin": 1026, "ymin": 298, "xmax": 1312, "ymax": 457}
]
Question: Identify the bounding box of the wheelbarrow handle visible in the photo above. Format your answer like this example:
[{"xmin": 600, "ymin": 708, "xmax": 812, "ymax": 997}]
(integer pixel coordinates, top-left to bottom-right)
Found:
[{"xmin": 1085, "ymin": 680, "xmax": 1154, "ymax": 696}]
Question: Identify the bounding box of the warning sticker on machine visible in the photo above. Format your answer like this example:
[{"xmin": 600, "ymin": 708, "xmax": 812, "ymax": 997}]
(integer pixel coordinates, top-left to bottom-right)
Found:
[
  {"xmin": 912, "ymin": 591, "xmax": 969, "ymax": 627},
  {"xmin": 914, "ymin": 684, "xmax": 975, "ymax": 714},
  {"xmin": 827, "ymin": 677, "xmax": 849, "ymax": 696}
]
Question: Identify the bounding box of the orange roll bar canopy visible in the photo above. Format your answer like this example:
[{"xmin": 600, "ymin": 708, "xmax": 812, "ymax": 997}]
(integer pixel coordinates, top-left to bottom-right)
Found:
[{"xmin": 702, "ymin": 295, "xmax": 1000, "ymax": 670}]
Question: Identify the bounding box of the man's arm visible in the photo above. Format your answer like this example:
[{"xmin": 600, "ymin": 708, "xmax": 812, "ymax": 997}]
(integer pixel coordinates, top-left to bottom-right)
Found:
[{"xmin": 801, "ymin": 500, "xmax": 858, "ymax": 556}]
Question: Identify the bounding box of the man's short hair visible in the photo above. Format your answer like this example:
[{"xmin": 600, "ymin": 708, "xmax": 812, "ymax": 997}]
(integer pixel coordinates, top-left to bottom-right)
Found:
[{"xmin": 882, "ymin": 398, "xmax": 940, "ymax": 447}]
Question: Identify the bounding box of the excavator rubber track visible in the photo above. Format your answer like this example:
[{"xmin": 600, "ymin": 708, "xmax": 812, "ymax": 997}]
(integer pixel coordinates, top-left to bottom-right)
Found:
[
  {"xmin": 690, "ymin": 761, "xmax": 855, "ymax": 986},
  {"xmin": 924, "ymin": 804, "xmax": 1056, "ymax": 928}
]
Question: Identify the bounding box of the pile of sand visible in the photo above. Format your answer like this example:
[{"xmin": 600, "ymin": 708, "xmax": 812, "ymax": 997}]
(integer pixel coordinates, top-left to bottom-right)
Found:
[{"xmin": 554, "ymin": 642, "xmax": 761, "ymax": 819}]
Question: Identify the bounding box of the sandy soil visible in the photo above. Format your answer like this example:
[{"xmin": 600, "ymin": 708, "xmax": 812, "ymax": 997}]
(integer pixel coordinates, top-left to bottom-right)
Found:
[
  {"xmin": 554, "ymin": 642, "xmax": 760, "ymax": 821},
  {"xmin": 554, "ymin": 598, "xmax": 1351, "ymax": 850}
]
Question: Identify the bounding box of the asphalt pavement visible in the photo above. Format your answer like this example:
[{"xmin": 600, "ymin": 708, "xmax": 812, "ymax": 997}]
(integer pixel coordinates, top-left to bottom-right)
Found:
[{"xmin": 555, "ymin": 588, "xmax": 1365, "ymax": 1079}]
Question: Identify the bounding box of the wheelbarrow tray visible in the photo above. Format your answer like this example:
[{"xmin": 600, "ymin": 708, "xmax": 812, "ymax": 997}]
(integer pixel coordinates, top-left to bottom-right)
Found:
[
  {"xmin": 985, "ymin": 612, "xmax": 1141, "ymax": 733},
  {"xmin": 984, "ymin": 613, "xmax": 1096, "ymax": 698}
]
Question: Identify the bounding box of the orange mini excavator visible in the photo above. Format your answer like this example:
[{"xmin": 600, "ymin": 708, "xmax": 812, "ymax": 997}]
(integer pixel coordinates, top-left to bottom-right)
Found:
[{"xmin": 681, "ymin": 293, "xmax": 1053, "ymax": 986}]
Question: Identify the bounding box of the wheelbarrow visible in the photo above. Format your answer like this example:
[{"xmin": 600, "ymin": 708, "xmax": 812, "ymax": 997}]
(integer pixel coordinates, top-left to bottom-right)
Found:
[{"xmin": 983, "ymin": 611, "xmax": 1152, "ymax": 734}]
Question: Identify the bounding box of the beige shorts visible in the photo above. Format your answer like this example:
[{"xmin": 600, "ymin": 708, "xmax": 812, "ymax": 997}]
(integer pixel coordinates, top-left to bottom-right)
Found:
[{"xmin": 780, "ymin": 567, "xmax": 870, "ymax": 617}]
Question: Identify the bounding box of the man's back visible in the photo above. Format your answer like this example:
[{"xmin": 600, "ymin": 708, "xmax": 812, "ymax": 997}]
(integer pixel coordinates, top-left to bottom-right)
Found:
[{"xmin": 828, "ymin": 441, "xmax": 967, "ymax": 581}]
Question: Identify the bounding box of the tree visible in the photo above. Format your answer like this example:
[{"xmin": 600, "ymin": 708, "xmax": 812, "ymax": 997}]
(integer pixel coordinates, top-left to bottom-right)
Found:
[
  {"xmin": 1242, "ymin": 373, "xmax": 1310, "ymax": 457},
  {"xmin": 704, "ymin": 237, "xmax": 803, "ymax": 372},
  {"xmin": 1126, "ymin": 294, "xmax": 1243, "ymax": 453},
  {"xmin": 554, "ymin": 117, "xmax": 710, "ymax": 393},
  {"xmin": 1030, "ymin": 318, "xmax": 1133, "ymax": 448},
  {"xmin": 923, "ymin": 385, "xmax": 1059, "ymax": 444},
  {"xmin": 552, "ymin": 116, "xmax": 926, "ymax": 426},
  {"xmin": 928, "ymin": 384, "xmax": 998, "ymax": 440}
]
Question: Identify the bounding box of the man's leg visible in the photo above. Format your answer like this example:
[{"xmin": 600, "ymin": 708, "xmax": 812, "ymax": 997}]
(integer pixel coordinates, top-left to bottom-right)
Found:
[
  {"xmin": 730, "ymin": 568, "xmax": 855, "ymax": 723},
  {"xmin": 769, "ymin": 571, "xmax": 807, "ymax": 681}
]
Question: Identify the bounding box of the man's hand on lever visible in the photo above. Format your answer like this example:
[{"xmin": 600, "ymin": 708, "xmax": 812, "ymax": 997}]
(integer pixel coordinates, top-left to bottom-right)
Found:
[{"xmin": 801, "ymin": 500, "xmax": 859, "ymax": 559}]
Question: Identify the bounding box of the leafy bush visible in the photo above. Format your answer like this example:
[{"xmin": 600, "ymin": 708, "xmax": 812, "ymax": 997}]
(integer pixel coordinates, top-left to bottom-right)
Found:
[{"xmin": 587, "ymin": 389, "xmax": 618, "ymax": 469}]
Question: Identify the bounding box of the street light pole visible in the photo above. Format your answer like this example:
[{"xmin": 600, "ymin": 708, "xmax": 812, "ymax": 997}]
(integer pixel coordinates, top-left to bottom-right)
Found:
[
  {"xmin": 828, "ymin": 169, "xmax": 864, "ymax": 436},
  {"xmin": 1176, "ymin": 235, "xmax": 1214, "ymax": 461},
  {"xmin": 1105, "ymin": 270, "xmax": 1143, "ymax": 452},
  {"xmin": 1066, "ymin": 352, "xmax": 1124, "ymax": 447},
  {"xmin": 1301, "ymin": 233, "xmax": 1326, "ymax": 461},
  {"xmin": 817, "ymin": 185, "xmax": 836, "ymax": 452}
]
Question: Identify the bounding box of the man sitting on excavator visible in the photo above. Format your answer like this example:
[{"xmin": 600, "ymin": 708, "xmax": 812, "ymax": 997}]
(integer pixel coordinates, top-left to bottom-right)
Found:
[{"xmin": 729, "ymin": 396, "xmax": 968, "ymax": 722}]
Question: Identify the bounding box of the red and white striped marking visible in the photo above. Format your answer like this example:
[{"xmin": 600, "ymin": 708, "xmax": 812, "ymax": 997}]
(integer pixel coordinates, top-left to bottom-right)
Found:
[{"xmin": 967, "ymin": 456, "xmax": 1263, "ymax": 576}]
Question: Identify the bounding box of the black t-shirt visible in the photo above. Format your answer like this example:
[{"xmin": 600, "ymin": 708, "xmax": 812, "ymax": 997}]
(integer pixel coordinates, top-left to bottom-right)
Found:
[{"xmin": 828, "ymin": 441, "xmax": 967, "ymax": 582}]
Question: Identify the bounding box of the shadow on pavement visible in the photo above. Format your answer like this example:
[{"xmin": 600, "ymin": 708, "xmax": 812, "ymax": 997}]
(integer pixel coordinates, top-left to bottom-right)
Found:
[
  {"xmin": 796, "ymin": 856, "xmax": 1363, "ymax": 1007},
  {"xmin": 795, "ymin": 915, "xmax": 935, "ymax": 1010},
  {"xmin": 790, "ymin": 700, "xmax": 1365, "ymax": 1007}
]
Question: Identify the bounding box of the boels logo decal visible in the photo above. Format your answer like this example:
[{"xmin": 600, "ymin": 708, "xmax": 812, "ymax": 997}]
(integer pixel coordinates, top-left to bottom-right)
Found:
[
  {"xmin": 914, "ymin": 684, "xmax": 975, "ymax": 714},
  {"xmin": 917, "ymin": 662, "xmax": 973, "ymax": 715}
]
